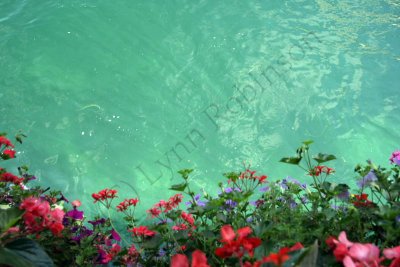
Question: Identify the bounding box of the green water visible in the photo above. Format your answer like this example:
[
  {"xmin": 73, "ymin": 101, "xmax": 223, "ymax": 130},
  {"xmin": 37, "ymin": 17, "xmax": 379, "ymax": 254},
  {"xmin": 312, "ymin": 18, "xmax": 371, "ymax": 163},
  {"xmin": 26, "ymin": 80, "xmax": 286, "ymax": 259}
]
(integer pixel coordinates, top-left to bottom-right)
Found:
[{"xmin": 1, "ymin": 0, "xmax": 399, "ymax": 219}]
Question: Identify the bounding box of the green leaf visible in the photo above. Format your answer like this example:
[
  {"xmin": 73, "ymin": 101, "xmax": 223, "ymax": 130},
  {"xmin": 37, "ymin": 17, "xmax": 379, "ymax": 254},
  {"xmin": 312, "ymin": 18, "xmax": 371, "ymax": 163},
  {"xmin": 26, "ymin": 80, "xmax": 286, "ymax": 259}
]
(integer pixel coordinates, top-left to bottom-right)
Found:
[
  {"xmin": 0, "ymin": 248, "xmax": 34, "ymax": 267},
  {"xmin": 280, "ymin": 157, "xmax": 302, "ymax": 165},
  {"xmin": 302, "ymin": 140, "xmax": 314, "ymax": 146},
  {"xmin": 177, "ymin": 169, "xmax": 193, "ymax": 180},
  {"xmin": 0, "ymin": 238, "xmax": 54, "ymax": 267},
  {"xmin": 169, "ymin": 183, "xmax": 187, "ymax": 191},
  {"xmin": 313, "ymin": 153, "xmax": 336, "ymax": 164},
  {"xmin": 141, "ymin": 234, "xmax": 162, "ymax": 249},
  {"xmin": 0, "ymin": 207, "xmax": 24, "ymax": 231},
  {"xmin": 294, "ymin": 240, "xmax": 319, "ymax": 267}
]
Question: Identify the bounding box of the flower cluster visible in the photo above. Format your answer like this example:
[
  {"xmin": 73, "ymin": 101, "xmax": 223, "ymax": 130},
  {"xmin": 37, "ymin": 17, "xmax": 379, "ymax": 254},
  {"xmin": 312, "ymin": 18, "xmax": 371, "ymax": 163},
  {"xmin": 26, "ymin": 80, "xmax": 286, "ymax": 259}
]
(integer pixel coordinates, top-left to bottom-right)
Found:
[
  {"xmin": 0, "ymin": 135, "xmax": 16, "ymax": 160},
  {"xmin": 92, "ymin": 189, "xmax": 118, "ymax": 208},
  {"xmin": 238, "ymin": 169, "xmax": 268, "ymax": 184},
  {"xmin": 116, "ymin": 198, "xmax": 139, "ymax": 212},
  {"xmin": 263, "ymin": 242, "xmax": 304, "ymax": 266},
  {"xmin": 352, "ymin": 193, "xmax": 375, "ymax": 208},
  {"xmin": 147, "ymin": 193, "xmax": 183, "ymax": 218},
  {"xmin": 215, "ymin": 225, "xmax": 261, "ymax": 259},
  {"xmin": 0, "ymin": 172, "xmax": 24, "ymax": 185},
  {"xmin": 326, "ymin": 231, "xmax": 400, "ymax": 267},
  {"xmin": 390, "ymin": 150, "xmax": 400, "ymax": 166},
  {"xmin": 171, "ymin": 249, "xmax": 210, "ymax": 267},
  {"xmin": 308, "ymin": 165, "xmax": 335, "ymax": 176},
  {"xmin": 20, "ymin": 196, "xmax": 65, "ymax": 235},
  {"xmin": 129, "ymin": 225, "xmax": 156, "ymax": 237}
]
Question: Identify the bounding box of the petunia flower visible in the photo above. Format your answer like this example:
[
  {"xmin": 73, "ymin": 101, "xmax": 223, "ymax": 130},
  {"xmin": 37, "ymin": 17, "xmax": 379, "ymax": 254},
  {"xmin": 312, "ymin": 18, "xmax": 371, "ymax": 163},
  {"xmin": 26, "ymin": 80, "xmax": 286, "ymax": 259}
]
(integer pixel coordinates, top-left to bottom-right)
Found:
[
  {"xmin": 356, "ymin": 170, "xmax": 377, "ymax": 189},
  {"xmin": 65, "ymin": 208, "xmax": 84, "ymax": 220},
  {"xmin": 389, "ymin": 150, "xmax": 400, "ymax": 166}
]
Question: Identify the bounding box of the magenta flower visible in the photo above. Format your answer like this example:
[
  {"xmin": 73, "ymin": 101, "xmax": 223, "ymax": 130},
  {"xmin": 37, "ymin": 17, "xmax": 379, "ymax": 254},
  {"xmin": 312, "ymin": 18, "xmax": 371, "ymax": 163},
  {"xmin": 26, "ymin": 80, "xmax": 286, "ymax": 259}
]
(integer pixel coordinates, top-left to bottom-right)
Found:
[
  {"xmin": 390, "ymin": 150, "xmax": 400, "ymax": 166},
  {"xmin": 65, "ymin": 208, "xmax": 84, "ymax": 220}
]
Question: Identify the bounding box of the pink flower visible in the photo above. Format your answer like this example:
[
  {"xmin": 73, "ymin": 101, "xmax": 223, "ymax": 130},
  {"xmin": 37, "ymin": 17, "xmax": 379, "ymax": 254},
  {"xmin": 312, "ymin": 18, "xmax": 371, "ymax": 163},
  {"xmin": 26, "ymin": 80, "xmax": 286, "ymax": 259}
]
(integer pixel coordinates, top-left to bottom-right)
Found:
[
  {"xmin": 347, "ymin": 243, "xmax": 380, "ymax": 266},
  {"xmin": 390, "ymin": 150, "xmax": 400, "ymax": 166},
  {"xmin": 71, "ymin": 200, "xmax": 81, "ymax": 207},
  {"xmin": 383, "ymin": 246, "xmax": 400, "ymax": 267},
  {"xmin": 327, "ymin": 232, "xmax": 383, "ymax": 267}
]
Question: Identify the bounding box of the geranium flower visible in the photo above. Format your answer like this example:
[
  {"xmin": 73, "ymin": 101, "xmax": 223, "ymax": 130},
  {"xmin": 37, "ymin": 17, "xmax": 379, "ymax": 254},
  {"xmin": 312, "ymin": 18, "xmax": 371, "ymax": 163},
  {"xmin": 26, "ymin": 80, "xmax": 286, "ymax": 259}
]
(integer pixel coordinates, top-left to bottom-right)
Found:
[
  {"xmin": 0, "ymin": 136, "xmax": 14, "ymax": 148},
  {"xmin": 352, "ymin": 194, "xmax": 375, "ymax": 208},
  {"xmin": 309, "ymin": 166, "xmax": 334, "ymax": 176},
  {"xmin": 383, "ymin": 246, "xmax": 400, "ymax": 267},
  {"xmin": 263, "ymin": 243, "xmax": 304, "ymax": 266},
  {"xmin": 327, "ymin": 231, "xmax": 382, "ymax": 267},
  {"xmin": 129, "ymin": 225, "xmax": 156, "ymax": 237},
  {"xmin": 116, "ymin": 198, "xmax": 139, "ymax": 212},
  {"xmin": 215, "ymin": 225, "xmax": 261, "ymax": 259},
  {"xmin": 92, "ymin": 188, "xmax": 118, "ymax": 203},
  {"xmin": 181, "ymin": 211, "xmax": 195, "ymax": 225},
  {"xmin": 0, "ymin": 172, "xmax": 24, "ymax": 185},
  {"xmin": 2, "ymin": 149, "xmax": 16, "ymax": 159},
  {"xmin": 171, "ymin": 249, "xmax": 210, "ymax": 267}
]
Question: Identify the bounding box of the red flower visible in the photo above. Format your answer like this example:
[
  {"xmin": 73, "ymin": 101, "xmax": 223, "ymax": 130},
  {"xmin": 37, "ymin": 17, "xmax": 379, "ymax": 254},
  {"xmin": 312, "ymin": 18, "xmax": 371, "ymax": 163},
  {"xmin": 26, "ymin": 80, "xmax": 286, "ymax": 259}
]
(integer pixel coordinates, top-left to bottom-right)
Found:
[
  {"xmin": 263, "ymin": 243, "xmax": 304, "ymax": 267},
  {"xmin": 309, "ymin": 166, "xmax": 334, "ymax": 176},
  {"xmin": 116, "ymin": 198, "xmax": 139, "ymax": 211},
  {"xmin": 352, "ymin": 194, "xmax": 375, "ymax": 208},
  {"xmin": 20, "ymin": 197, "xmax": 64, "ymax": 236},
  {"xmin": 171, "ymin": 249, "xmax": 210, "ymax": 267},
  {"xmin": 92, "ymin": 189, "xmax": 118, "ymax": 203},
  {"xmin": 0, "ymin": 172, "xmax": 24, "ymax": 185},
  {"xmin": 147, "ymin": 207, "xmax": 161, "ymax": 218},
  {"xmin": 181, "ymin": 211, "xmax": 195, "ymax": 225},
  {"xmin": 215, "ymin": 225, "xmax": 261, "ymax": 259},
  {"xmin": 0, "ymin": 136, "xmax": 14, "ymax": 148},
  {"xmin": 129, "ymin": 226, "xmax": 156, "ymax": 237},
  {"xmin": 2, "ymin": 149, "xmax": 16, "ymax": 159},
  {"xmin": 172, "ymin": 223, "xmax": 188, "ymax": 231},
  {"xmin": 239, "ymin": 169, "xmax": 268, "ymax": 184}
]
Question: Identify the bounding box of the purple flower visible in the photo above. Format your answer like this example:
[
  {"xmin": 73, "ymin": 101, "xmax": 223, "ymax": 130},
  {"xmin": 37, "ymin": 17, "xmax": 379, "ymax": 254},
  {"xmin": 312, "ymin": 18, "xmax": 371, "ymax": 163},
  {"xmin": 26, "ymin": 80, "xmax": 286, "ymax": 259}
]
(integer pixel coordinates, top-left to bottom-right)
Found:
[
  {"xmin": 158, "ymin": 248, "xmax": 167, "ymax": 257},
  {"xmin": 396, "ymin": 215, "xmax": 400, "ymax": 224},
  {"xmin": 357, "ymin": 170, "xmax": 377, "ymax": 188},
  {"xmin": 246, "ymin": 217, "xmax": 253, "ymax": 223},
  {"xmin": 71, "ymin": 227, "xmax": 93, "ymax": 243},
  {"xmin": 289, "ymin": 200, "xmax": 297, "ymax": 208},
  {"xmin": 111, "ymin": 229, "xmax": 121, "ymax": 241},
  {"xmin": 225, "ymin": 200, "xmax": 237, "ymax": 208},
  {"xmin": 250, "ymin": 199, "xmax": 265, "ymax": 207},
  {"xmin": 185, "ymin": 194, "xmax": 207, "ymax": 207},
  {"xmin": 390, "ymin": 150, "xmax": 400, "ymax": 166},
  {"xmin": 88, "ymin": 218, "xmax": 106, "ymax": 226},
  {"xmin": 65, "ymin": 208, "xmax": 84, "ymax": 220},
  {"xmin": 337, "ymin": 189, "xmax": 350, "ymax": 200},
  {"xmin": 259, "ymin": 186, "xmax": 270, "ymax": 192},
  {"xmin": 300, "ymin": 196, "xmax": 308, "ymax": 204}
]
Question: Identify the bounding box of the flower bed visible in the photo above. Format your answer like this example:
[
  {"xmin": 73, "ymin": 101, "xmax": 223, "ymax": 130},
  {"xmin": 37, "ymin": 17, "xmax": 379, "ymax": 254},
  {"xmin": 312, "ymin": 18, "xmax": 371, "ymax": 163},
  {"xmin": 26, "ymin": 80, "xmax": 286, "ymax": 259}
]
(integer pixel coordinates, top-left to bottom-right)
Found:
[{"xmin": 0, "ymin": 132, "xmax": 399, "ymax": 266}]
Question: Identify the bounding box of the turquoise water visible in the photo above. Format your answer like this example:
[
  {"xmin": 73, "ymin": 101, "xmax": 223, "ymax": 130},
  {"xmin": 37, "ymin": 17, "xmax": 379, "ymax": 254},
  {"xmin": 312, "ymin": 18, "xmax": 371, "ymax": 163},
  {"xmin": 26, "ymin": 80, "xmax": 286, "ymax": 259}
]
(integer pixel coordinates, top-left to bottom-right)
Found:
[{"xmin": 1, "ymin": 0, "xmax": 399, "ymax": 220}]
